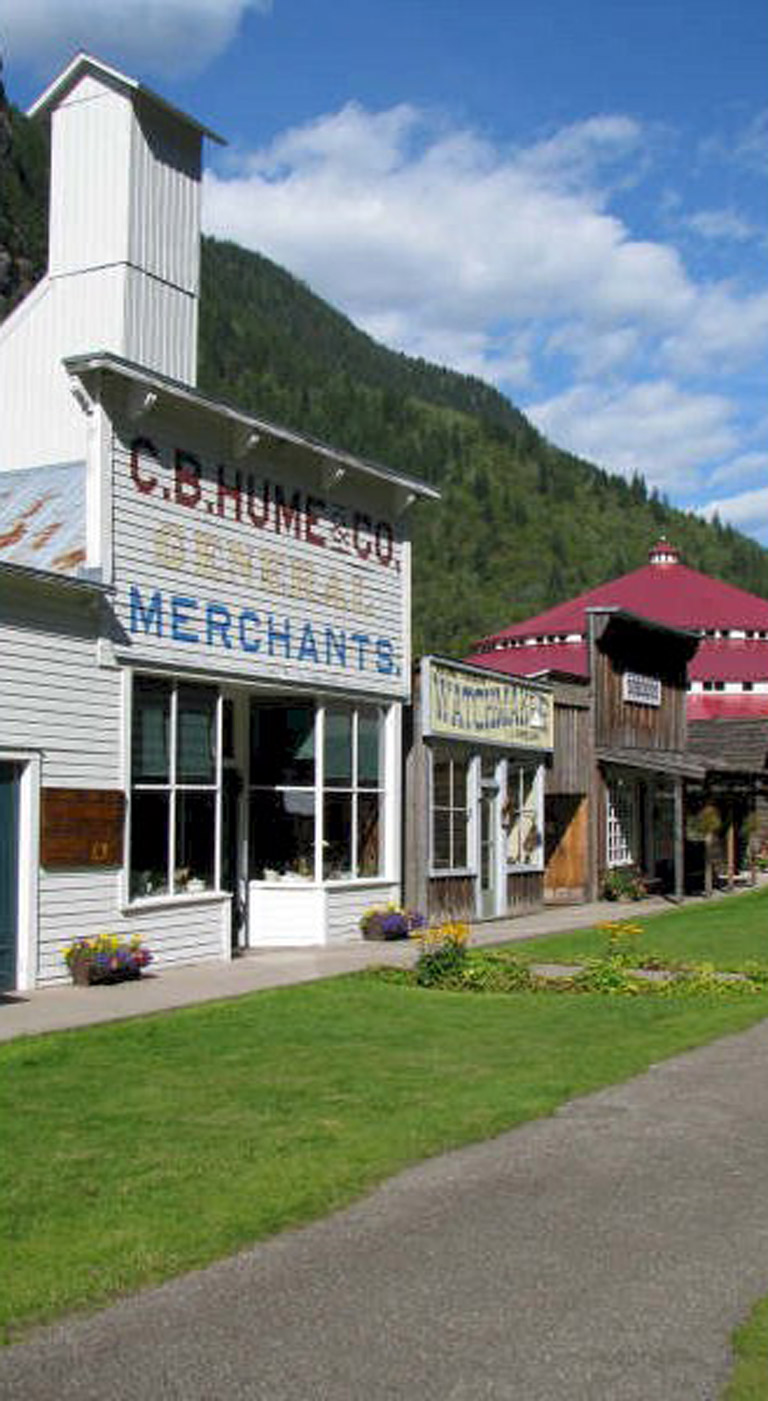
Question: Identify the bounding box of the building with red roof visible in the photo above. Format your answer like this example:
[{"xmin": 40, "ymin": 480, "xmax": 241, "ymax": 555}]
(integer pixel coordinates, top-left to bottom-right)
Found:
[{"xmin": 466, "ymin": 538, "xmax": 768, "ymax": 722}]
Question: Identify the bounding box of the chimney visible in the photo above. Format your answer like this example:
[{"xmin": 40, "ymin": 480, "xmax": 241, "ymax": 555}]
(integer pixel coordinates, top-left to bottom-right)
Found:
[{"xmin": 0, "ymin": 54, "xmax": 223, "ymax": 472}]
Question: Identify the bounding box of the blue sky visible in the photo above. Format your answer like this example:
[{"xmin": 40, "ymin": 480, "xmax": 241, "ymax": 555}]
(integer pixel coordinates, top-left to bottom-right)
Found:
[{"xmin": 3, "ymin": 1, "xmax": 768, "ymax": 540}]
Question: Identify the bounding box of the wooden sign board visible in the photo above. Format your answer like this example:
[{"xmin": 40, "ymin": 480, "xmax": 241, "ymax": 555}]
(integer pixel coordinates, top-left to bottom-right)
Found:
[{"xmin": 41, "ymin": 789, "xmax": 125, "ymax": 868}]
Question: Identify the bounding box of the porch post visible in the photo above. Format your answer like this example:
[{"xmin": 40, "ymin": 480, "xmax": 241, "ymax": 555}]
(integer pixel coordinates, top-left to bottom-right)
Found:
[{"xmin": 673, "ymin": 776, "xmax": 685, "ymax": 901}]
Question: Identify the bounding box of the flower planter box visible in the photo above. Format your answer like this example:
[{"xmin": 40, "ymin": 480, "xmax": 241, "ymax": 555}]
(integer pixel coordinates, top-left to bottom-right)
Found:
[{"xmin": 70, "ymin": 963, "xmax": 143, "ymax": 988}]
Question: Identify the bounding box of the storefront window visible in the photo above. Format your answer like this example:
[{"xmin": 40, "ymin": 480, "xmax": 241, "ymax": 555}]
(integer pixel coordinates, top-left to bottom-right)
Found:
[
  {"xmin": 130, "ymin": 677, "xmax": 219, "ymax": 899},
  {"xmin": 249, "ymin": 701, "xmax": 385, "ymax": 882},
  {"xmin": 607, "ymin": 779, "xmax": 637, "ymax": 867},
  {"xmin": 431, "ymin": 750, "xmax": 470, "ymax": 871},
  {"xmin": 505, "ymin": 764, "xmax": 543, "ymax": 869}
]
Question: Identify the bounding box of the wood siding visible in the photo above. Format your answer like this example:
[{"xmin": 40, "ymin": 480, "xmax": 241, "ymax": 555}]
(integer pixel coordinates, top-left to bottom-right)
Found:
[
  {"xmin": 427, "ymin": 876, "xmax": 474, "ymax": 922},
  {"xmin": 591, "ymin": 615, "xmax": 689, "ymax": 752},
  {"xmin": 547, "ymin": 699, "xmax": 590, "ymax": 794},
  {"xmin": 545, "ymin": 795, "xmax": 588, "ymax": 900},
  {"xmin": 0, "ymin": 580, "xmax": 122, "ymax": 788},
  {"xmin": 110, "ymin": 408, "xmax": 410, "ymax": 699},
  {"xmin": 41, "ymin": 788, "xmax": 125, "ymax": 868},
  {"xmin": 506, "ymin": 870, "xmax": 544, "ymax": 913}
]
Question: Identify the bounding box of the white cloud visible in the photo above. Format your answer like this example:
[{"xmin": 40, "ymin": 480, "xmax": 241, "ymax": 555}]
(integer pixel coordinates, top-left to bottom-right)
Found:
[
  {"xmin": 204, "ymin": 102, "xmax": 768, "ymax": 390},
  {"xmin": 0, "ymin": 0, "xmax": 270, "ymax": 78},
  {"xmin": 524, "ymin": 380, "xmax": 738, "ymax": 494},
  {"xmin": 708, "ymin": 452, "xmax": 768, "ymax": 489},
  {"xmin": 204, "ymin": 104, "xmax": 699, "ymax": 372},
  {"xmin": 701, "ymin": 485, "xmax": 768, "ymax": 538},
  {"xmin": 684, "ymin": 209, "xmax": 757, "ymax": 243}
]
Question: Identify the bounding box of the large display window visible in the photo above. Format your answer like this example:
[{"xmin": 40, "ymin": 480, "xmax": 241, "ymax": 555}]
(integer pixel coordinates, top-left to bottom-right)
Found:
[
  {"xmin": 129, "ymin": 677, "xmax": 221, "ymax": 899},
  {"xmin": 249, "ymin": 699, "xmax": 386, "ymax": 883}
]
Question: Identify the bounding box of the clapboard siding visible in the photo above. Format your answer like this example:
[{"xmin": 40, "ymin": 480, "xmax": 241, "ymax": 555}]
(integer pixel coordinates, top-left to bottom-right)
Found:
[
  {"xmin": 1, "ymin": 582, "xmax": 122, "ymax": 787},
  {"xmin": 110, "ymin": 422, "xmax": 409, "ymax": 698},
  {"xmin": 326, "ymin": 884, "xmax": 399, "ymax": 943},
  {"xmin": 37, "ymin": 870, "xmax": 228, "ymax": 983}
]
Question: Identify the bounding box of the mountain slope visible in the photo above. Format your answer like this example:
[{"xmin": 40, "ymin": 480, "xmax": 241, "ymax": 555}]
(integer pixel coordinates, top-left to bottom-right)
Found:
[{"xmin": 3, "ymin": 89, "xmax": 768, "ymax": 656}]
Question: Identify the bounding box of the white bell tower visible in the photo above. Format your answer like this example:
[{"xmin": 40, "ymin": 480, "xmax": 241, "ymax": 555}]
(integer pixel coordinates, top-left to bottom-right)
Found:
[{"xmin": 0, "ymin": 53, "xmax": 223, "ymax": 471}]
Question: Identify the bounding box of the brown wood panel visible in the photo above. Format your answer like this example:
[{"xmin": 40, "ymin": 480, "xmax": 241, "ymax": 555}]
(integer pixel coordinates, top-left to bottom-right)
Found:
[
  {"xmin": 592, "ymin": 615, "xmax": 689, "ymax": 753},
  {"xmin": 506, "ymin": 870, "xmax": 544, "ymax": 912},
  {"xmin": 545, "ymin": 795, "xmax": 588, "ymax": 897},
  {"xmin": 547, "ymin": 703, "xmax": 590, "ymax": 793},
  {"xmin": 41, "ymin": 788, "xmax": 125, "ymax": 868},
  {"xmin": 427, "ymin": 876, "xmax": 474, "ymax": 922}
]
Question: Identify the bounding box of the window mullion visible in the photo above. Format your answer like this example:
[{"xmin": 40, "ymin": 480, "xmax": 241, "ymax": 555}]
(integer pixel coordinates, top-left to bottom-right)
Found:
[
  {"xmin": 169, "ymin": 685, "xmax": 178, "ymax": 895},
  {"xmin": 315, "ymin": 704, "xmax": 324, "ymax": 883}
]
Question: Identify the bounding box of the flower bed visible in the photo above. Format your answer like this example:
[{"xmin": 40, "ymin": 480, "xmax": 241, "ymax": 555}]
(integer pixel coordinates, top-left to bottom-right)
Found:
[{"xmin": 64, "ymin": 934, "xmax": 153, "ymax": 987}]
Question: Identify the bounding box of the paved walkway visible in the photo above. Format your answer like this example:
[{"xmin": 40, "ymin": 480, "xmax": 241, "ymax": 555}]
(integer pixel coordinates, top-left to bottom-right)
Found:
[
  {"xmin": 0, "ymin": 893, "xmax": 685, "ymax": 1042},
  {"xmin": 3, "ymin": 1010, "xmax": 768, "ymax": 1398}
]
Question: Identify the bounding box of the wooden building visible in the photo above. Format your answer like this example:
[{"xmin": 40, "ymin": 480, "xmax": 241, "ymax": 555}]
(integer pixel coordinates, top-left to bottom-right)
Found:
[{"xmin": 404, "ymin": 658, "xmax": 554, "ymax": 922}]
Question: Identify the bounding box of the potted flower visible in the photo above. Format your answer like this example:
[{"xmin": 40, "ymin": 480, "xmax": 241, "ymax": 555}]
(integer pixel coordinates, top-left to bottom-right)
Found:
[
  {"xmin": 64, "ymin": 933, "xmax": 153, "ymax": 986},
  {"xmin": 359, "ymin": 904, "xmax": 426, "ymax": 941}
]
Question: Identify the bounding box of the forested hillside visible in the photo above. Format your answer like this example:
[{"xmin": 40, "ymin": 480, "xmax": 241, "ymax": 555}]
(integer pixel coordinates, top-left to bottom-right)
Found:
[{"xmin": 4, "ymin": 84, "xmax": 768, "ymax": 655}]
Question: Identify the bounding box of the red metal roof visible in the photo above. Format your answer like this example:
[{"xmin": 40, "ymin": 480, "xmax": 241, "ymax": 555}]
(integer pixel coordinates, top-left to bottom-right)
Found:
[
  {"xmin": 474, "ymin": 553, "xmax": 768, "ymax": 648},
  {"xmin": 690, "ymin": 640, "xmax": 768, "ymax": 682},
  {"xmin": 464, "ymin": 642, "xmax": 588, "ymax": 679},
  {"xmin": 688, "ymin": 693, "xmax": 768, "ymax": 720}
]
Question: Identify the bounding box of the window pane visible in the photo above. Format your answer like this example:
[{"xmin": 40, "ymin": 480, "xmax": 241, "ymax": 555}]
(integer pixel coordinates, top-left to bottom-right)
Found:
[
  {"xmin": 132, "ymin": 678, "xmax": 171, "ymax": 782},
  {"xmin": 175, "ymin": 790, "xmax": 216, "ymax": 890},
  {"xmin": 433, "ymin": 808, "xmax": 451, "ymax": 869},
  {"xmin": 130, "ymin": 790, "xmax": 169, "ymax": 898},
  {"xmin": 432, "ymin": 754, "xmax": 451, "ymax": 807},
  {"xmin": 323, "ymin": 793, "xmax": 353, "ymax": 879},
  {"xmin": 177, "ymin": 686, "xmax": 217, "ymax": 783},
  {"xmin": 358, "ymin": 707, "xmax": 382, "ymax": 787},
  {"xmin": 250, "ymin": 703, "xmax": 315, "ymax": 785},
  {"xmin": 453, "ymin": 758, "xmax": 469, "ymax": 807},
  {"xmin": 452, "ymin": 809, "xmax": 468, "ymax": 868},
  {"xmin": 325, "ymin": 706, "xmax": 352, "ymax": 786},
  {"xmin": 249, "ymin": 789, "xmax": 315, "ymax": 880},
  {"xmin": 358, "ymin": 792, "xmax": 381, "ymax": 876}
]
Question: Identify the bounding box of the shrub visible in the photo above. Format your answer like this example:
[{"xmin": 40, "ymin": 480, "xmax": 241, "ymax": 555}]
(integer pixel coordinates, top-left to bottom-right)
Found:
[
  {"xmin": 602, "ymin": 868, "xmax": 646, "ymax": 901},
  {"xmin": 413, "ymin": 921, "xmax": 470, "ymax": 987}
]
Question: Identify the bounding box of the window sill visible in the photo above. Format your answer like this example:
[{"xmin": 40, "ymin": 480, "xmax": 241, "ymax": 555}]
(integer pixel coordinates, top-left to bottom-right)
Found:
[
  {"xmin": 123, "ymin": 890, "xmax": 231, "ymax": 914},
  {"xmin": 428, "ymin": 868, "xmax": 475, "ymax": 879},
  {"xmin": 251, "ymin": 877, "xmax": 393, "ymax": 890},
  {"xmin": 507, "ymin": 864, "xmax": 544, "ymax": 875}
]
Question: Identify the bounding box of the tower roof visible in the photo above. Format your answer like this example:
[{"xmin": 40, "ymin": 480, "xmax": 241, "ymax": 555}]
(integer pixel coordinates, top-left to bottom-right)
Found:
[{"xmin": 474, "ymin": 540, "xmax": 768, "ymax": 647}]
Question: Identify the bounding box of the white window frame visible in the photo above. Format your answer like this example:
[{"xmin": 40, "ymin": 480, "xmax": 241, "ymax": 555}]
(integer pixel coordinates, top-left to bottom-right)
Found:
[
  {"xmin": 248, "ymin": 699, "xmax": 387, "ymax": 885},
  {"xmin": 504, "ymin": 760, "xmax": 545, "ymax": 872},
  {"xmin": 606, "ymin": 779, "xmax": 638, "ymax": 867},
  {"xmin": 429, "ymin": 746, "xmax": 473, "ymax": 876},
  {"xmin": 128, "ymin": 674, "xmax": 223, "ymax": 902}
]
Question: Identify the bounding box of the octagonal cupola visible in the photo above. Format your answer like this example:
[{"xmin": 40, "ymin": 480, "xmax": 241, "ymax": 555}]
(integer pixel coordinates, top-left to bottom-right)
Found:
[{"xmin": 649, "ymin": 537, "xmax": 680, "ymax": 566}]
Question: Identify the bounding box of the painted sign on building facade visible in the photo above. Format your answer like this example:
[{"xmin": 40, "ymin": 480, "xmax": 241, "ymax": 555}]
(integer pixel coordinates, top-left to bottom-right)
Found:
[
  {"xmin": 112, "ymin": 425, "xmax": 409, "ymax": 697},
  {"xmin": 421, "ymin": 657, "xmax": 554, "ymax": 750}
]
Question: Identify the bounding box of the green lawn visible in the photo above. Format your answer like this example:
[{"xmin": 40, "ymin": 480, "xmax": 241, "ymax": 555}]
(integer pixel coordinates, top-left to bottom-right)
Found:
[
  {"xmin": 3, "ymin": 923, "xmax": 768, "ymax": 1338},
  {"xmin": 509, "ymin": 884, "xmax": 768, "ymax": 970},
  {"xmin": 724, "ymin": 1296, "xmax": 768, "ymax": 1400}
]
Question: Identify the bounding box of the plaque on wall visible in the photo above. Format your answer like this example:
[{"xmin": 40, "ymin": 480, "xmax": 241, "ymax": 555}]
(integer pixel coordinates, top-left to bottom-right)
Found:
[
  {"xmin": 622, "ymin": 672, "xmax": 662, "ymax": 707},
  {"xmin": 41, "ymin": 789, "xmax": 125, "ymax": 868}
]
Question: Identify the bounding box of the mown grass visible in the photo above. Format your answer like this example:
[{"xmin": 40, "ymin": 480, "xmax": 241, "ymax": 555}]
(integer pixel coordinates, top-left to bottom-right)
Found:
[
  {"xmin": 2, "ymin": 955, "xmax": 768, "ymax": 1338},
  {"xmin": 724, "ymin": 1295, "xmax": 768, "ymax": 1400},
  {"xmin": 509, "ymin": 884, "xmax": 768, "ymax": 970}
]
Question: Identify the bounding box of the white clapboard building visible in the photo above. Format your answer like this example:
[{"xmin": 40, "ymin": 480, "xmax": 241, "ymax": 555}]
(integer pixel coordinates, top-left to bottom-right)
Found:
[{"xmin": 0, "ymin": 54, "xmax": 437, "ymax": 989}]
